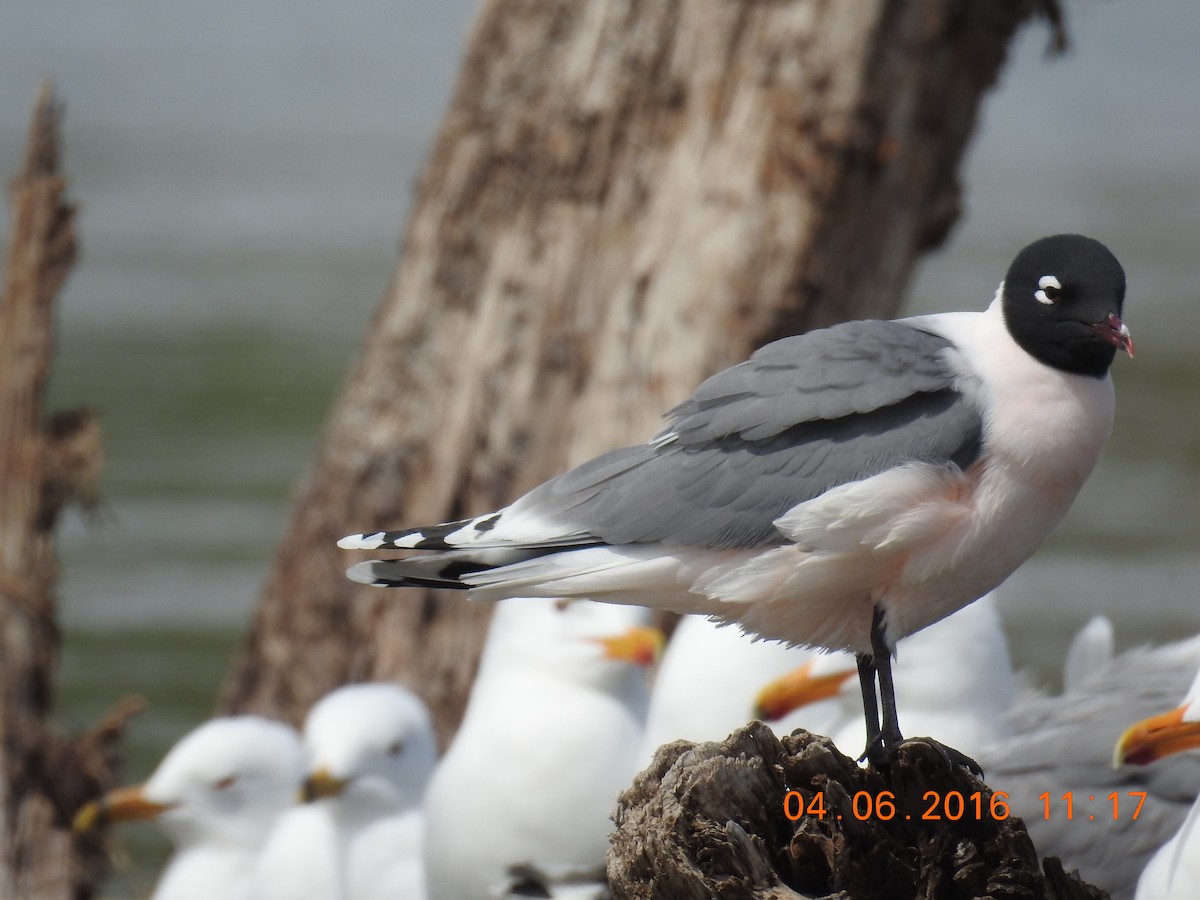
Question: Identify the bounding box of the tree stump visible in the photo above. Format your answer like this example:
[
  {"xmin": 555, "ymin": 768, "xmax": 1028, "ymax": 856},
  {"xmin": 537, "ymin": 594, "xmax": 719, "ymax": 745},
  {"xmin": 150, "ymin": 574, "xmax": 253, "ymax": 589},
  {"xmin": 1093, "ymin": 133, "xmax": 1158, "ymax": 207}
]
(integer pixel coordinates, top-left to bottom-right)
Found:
[{"xmin": 610, "ymin": 723, "xmax": 1108, "ymax": 900}]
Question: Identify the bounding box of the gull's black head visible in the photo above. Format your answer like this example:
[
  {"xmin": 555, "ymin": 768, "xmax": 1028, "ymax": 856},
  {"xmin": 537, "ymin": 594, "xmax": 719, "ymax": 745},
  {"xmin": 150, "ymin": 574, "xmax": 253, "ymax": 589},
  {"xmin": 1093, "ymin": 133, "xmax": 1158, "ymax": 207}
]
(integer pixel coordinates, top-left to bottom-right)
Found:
[{"xmin": 1001, "ymin": 234, "xmax": 1133, "ymax": 378}]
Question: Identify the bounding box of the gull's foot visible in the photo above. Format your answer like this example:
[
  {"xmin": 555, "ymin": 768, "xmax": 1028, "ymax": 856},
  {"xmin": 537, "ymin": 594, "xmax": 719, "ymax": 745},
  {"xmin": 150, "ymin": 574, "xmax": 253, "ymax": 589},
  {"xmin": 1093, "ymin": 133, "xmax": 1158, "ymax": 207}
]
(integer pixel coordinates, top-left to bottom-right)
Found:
[
  {"xmin": 859, "ymin": 736, "xmax": 984, "ymax": 780},
  {"xmin": 900, "ymin": 736, "xmax": 985, "ymax": 779},
  {"xmin": 858, "ymin": 733, "xmax": 890, "ymax": 771},
  {"xmin": 858, "ymin": 722, "xmax": 906, "ymax": 771}
]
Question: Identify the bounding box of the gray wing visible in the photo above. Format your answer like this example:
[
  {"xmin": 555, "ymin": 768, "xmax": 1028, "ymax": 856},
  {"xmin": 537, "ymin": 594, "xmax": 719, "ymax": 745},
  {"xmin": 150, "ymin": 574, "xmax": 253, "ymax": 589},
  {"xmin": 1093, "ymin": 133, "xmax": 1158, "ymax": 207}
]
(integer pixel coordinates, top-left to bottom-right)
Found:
[{"xmin": 509, "ymin": 319, "xmax": 982, "ymax": 549}]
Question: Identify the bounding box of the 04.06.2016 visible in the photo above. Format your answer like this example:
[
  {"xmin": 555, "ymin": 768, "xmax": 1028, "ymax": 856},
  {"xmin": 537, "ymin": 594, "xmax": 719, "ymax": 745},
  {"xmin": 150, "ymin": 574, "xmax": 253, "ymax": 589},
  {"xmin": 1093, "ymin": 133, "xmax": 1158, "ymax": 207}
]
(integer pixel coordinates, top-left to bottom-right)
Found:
[{"xmin": 782, "ymin": 789, "xmax": 1012, "ymax": 822}]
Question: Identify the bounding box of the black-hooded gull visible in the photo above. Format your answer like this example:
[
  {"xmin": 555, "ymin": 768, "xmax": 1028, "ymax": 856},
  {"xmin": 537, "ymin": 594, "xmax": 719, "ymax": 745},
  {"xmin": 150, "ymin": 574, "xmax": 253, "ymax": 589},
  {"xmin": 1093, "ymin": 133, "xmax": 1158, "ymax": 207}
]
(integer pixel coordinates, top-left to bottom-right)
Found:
[
  {"xmin": 421, "ymin": 598, "xmax": 660, "ymax": 900},
  {"xmin": 74, "ymin": 716, "xmax": 305, "ymax": 900},
  {"xmin": 340, "ymin": 234, "xmax": 1132, "ymax": 764}
]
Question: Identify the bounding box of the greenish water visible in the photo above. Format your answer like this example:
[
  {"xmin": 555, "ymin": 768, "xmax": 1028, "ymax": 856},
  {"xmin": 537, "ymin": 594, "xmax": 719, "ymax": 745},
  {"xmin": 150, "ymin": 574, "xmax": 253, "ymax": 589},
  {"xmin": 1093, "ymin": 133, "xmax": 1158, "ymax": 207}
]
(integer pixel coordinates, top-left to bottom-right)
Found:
[
  {"xmin": 59, "ymin": 629, "xmax": 241, "ymax": 770},
  {"xmin": 49, "ymin": 324, "xmax": 347, "ymax": 630}
]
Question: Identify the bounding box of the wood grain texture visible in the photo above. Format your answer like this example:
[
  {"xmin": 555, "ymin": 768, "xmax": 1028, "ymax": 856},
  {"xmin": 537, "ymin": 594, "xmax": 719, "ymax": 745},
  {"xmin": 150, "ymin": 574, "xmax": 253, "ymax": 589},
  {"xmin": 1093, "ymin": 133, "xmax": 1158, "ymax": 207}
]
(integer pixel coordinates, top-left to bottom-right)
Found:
[
  {"xmin": 609, "ymin": 723, "xmax": 1108, "ymax": 899},
  {"xmin": 222, "ymin": 0, "xmax": 1058, "ymax": 746}
]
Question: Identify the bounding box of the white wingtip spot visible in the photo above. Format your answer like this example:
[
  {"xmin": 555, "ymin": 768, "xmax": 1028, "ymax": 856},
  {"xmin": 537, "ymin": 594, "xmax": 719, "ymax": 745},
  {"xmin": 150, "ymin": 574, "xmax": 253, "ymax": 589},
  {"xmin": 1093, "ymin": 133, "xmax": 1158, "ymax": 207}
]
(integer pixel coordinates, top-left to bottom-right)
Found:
[
  {"xmin": 346, "ymin": 562, "xmax": 381, "ymax": 584},
  {"xmin": 337, "ymin": 532, "xmax": 386, "ymax": 551}
]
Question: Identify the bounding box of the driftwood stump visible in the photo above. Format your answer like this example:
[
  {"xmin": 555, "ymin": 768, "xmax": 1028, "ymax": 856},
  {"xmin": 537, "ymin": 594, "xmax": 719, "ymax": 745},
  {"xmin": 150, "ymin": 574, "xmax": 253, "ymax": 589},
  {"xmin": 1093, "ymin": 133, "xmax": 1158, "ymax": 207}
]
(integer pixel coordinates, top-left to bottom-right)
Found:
[
  {"xmin": 0, "ymin": 83, "xmax": 136, "ymax": 899},
  {"xmin": 610, "ymin": 723, "xmax": 1108, "ymax": 900}
]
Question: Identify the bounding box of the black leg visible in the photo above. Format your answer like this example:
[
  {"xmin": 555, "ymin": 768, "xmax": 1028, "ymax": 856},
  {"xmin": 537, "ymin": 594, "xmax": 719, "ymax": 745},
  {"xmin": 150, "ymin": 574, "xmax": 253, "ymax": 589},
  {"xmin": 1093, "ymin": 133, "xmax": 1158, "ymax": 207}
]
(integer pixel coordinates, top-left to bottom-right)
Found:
[
  {"xmin": 875, "ymin": 650, "xmax": 904, "ymax": 750},
  {"xmin": 855, "ymin": 652, "xmax": 880, "ymax": 753},
  {"xmin": 864, "ymin": 605, "xmax": 985, "ymax": 778},
  {"xmin": 871, "ymin": 606, "xmax": 904, "ymax": 750}
]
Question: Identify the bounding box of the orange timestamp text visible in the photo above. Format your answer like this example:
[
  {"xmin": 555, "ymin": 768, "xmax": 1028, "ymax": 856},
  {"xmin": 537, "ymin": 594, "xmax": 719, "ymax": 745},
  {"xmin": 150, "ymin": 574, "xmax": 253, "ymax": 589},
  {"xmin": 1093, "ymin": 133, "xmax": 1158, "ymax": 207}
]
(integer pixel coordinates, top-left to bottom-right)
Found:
[{"xmin": 783, "ymin": 789, "xmax": 1148, "ymax": 823}]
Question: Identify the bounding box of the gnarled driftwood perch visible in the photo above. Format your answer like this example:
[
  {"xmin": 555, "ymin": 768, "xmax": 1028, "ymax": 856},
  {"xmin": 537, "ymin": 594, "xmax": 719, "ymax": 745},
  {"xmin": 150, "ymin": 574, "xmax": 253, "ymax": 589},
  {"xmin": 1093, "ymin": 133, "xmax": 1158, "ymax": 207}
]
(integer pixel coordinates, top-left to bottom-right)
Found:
[{"xmin": 610, "ymin": 723, "xmax": 1107, "ymax": 900}]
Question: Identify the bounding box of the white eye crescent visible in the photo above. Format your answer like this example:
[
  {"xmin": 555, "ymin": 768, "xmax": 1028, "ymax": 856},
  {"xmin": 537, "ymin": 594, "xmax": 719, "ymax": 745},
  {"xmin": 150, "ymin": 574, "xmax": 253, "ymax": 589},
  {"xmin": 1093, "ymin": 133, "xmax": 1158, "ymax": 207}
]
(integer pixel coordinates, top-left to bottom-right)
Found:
[{"xmin": 1035, "ymin": 274, "xmax": 1062, "ymax": 305}]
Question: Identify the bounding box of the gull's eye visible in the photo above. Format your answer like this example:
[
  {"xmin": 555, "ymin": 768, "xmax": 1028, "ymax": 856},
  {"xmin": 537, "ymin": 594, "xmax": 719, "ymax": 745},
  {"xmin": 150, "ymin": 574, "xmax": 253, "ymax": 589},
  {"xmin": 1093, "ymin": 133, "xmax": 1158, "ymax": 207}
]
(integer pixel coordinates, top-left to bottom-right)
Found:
[
  {"xmin": 1035, "ymin": 274, "xmax": 1062, "ymax": 305},
  {"xmin": 214, "ymin": 775, "xmax": 239, "ymax": 791},
  {"xmin": 386, "ymin": 740, "xmax": 404, "ymax": 757}
]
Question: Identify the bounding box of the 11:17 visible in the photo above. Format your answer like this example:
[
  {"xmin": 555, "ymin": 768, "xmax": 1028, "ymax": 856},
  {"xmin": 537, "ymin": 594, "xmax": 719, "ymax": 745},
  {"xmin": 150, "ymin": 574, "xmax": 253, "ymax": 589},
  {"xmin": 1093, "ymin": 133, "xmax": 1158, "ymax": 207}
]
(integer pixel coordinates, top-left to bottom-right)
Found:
[{"xmin": 1039, "ymin": 791, "xmax": 1147, "ymax": 821}]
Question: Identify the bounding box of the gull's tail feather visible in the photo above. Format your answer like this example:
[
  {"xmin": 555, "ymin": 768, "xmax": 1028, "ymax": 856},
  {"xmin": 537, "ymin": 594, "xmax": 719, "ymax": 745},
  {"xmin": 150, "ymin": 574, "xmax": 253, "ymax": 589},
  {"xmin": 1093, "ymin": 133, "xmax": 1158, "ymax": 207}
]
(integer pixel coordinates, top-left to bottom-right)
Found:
[
  {"xmin": 338, "ymin": 509, "xmax": 597, "ymax": 554},
  {"xmin": 347, "ymin": 544, "xmax": 739, "ymax": 620},
  {"xmin": 337, "ymin": 517, "xmax": 487, "ymax": 552},
  {"xmin": 347, "ymin": 559, "xmax": 475, "ymax": 589},
  {"xmin": 345, "ymin": 545, "xmax": 578, "ymax": 591}
]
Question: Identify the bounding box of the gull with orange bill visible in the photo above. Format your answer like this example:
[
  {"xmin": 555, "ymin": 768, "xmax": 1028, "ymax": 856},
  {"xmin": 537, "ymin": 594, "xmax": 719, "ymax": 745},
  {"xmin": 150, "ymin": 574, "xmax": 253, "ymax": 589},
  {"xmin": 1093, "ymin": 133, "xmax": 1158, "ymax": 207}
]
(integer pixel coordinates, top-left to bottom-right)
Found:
[
  {"xmin": 74, "ymin": 717, "xmax": 305, "ymax": 900},
  {"xmin": 1115, "ymin": 663, "xmax": 1200, "ymax": 899},
  {"xmin": 256, "ymin": 683, "xmax": 438, "ymax": 900},
  {"xmin": 421, "ymin": 598, "xmax": 662, "ymax": 900}
]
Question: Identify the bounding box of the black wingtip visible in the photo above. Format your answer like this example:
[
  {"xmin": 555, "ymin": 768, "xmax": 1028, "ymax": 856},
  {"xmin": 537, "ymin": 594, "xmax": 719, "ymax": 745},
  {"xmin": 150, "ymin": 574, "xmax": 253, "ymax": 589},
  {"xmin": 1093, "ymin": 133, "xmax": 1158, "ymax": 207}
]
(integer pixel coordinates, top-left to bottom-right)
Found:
[{"xmin": 346, "ymin": 561, "xmax": 478, "ymax": 590}]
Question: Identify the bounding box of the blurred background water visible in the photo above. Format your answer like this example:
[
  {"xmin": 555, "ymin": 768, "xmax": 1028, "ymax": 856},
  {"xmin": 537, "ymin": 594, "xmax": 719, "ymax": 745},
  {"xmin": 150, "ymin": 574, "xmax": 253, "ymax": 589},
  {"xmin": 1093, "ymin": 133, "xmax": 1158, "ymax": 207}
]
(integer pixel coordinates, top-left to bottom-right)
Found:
[{"xmin": 1, "ymin": 1, "xmax": 1197, "ymax": 895}]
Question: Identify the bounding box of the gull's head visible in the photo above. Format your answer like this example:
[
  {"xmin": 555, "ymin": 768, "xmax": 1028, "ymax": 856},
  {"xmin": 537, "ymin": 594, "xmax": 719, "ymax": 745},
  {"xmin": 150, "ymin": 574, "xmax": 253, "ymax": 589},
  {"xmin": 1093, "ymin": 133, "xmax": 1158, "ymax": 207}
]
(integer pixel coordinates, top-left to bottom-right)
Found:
[
  {"xmin": 302, "ymin": 683, "xmax": 437, "ymax": 817},
  {"xmin": 1115, "ymin": 666, "xmax": 1200, "ymax": 768},
  {"xmin": 1001, "ymin": 234, "xmax": 1132, "ymax": 377},
  {"xmin": 481, "ymin": 598, "xmax": 662, "ymax": 690},
  {"xmin": 74, "ymin": 716, "xmax": 304, "ymax": 849}
]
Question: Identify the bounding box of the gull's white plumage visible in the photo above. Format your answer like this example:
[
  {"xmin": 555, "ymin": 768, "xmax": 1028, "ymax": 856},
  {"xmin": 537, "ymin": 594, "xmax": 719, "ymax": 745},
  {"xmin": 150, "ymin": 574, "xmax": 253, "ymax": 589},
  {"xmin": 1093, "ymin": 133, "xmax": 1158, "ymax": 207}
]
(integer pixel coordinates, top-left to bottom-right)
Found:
[
  {"xmin": 258, "ymin": 683, "xmax": 437, "ymax": 900},
  {"xmin": 642, "ymin": 615, "xmax": 839, "ymax": 756},
  {"xmin": 422, "ymin": 598, "xmax": 652, "ymax": 900},
  {"xmin": 1062, "ymin": 614, "xmax": 1116, "ymax": 693},
  {"xmin": 253, "ymin": 803, "xmax": 340, "ymax": 900},
  {"xmin": 85, "ymin": 716, "xmax": 305, "ymax": 900},
  {"xmin": 1137, "ymin": 793, "xmax": 1200, "ymax": 900}
]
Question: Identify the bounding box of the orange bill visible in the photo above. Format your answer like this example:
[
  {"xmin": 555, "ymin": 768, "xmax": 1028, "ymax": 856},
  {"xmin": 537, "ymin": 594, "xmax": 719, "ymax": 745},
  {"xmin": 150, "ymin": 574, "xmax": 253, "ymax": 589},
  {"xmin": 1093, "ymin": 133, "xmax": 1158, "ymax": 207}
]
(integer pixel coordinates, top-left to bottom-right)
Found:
[
  {"xmin": 73, "ymin": 784, "xmax": 172, "ymax": 832},
  {"xmin": 1115, "ymin": 705, "xmax": 1200, "ymax": 767},
  {"xmin": 754, "ymin": 659, "xmax": 856, "ymax": 721},
  {"xmin": 594, "ymin": 626, "xmax": 665, "ymax": 667},
  {"xmin": 302, "ymin": 766, "xmax": 351, "ymax": 803}
]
